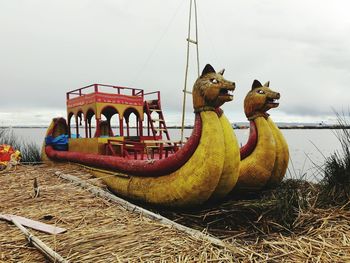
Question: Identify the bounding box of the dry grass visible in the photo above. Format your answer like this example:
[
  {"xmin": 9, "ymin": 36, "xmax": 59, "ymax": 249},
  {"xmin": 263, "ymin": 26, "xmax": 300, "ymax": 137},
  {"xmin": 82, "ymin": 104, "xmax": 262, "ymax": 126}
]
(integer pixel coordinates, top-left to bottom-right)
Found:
[
  {"xmin": 317, "ymin": 111, "xmax": 350, "ymax": 208},
  {"xmin": 1, "ymin": 164, "xmax": 350, "ymax": 262},
  {"xmin": 0, "ymin": 164, "xmax": 234, "ymax": 262}
]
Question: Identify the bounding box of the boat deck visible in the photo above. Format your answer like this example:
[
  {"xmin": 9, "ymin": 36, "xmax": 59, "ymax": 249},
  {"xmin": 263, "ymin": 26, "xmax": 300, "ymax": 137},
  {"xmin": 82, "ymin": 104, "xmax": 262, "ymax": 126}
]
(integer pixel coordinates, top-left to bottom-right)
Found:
[
  {"xmin": 104, "ymin": 138, "xmax": 179, "ymax": 160},
  {"xmin": 65, "ymin": 137, "xmax": 180, "ymax": 160}
]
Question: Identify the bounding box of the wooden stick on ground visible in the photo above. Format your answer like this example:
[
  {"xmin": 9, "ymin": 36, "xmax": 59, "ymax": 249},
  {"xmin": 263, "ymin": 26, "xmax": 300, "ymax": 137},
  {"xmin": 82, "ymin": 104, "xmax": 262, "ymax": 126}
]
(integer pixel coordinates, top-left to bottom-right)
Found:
[
  {"xmin": 54, "ymin": 170, "xmax": 245, "ymax": 256},
  {"xmin": 0, "ymin": 214, "xmax": 66, "ymax": 234},
  {"xmin": 10, "ymin": 218, "xmax": 69, "ymax": 263}
]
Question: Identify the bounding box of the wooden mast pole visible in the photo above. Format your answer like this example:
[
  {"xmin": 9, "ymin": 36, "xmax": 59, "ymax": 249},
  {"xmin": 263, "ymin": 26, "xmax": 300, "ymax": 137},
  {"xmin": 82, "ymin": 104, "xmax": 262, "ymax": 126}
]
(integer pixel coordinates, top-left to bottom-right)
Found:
[{"xmin": 180, "ymin": 0, "xmax": 200, "ymax": 144}]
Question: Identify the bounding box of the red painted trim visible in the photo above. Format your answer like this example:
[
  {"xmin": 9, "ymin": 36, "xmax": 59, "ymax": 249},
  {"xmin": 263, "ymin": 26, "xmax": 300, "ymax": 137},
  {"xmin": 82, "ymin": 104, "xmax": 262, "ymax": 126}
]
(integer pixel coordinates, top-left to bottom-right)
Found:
[
  {"xmin": 45, "ymin": 114, "xmax": 202, "ymax": 177},
  {"xmin": 215, "ymin": 108, "xmax": 223, "ymax": 117},
  {"xmin": 67, "ymin": 92, "xmax": 143, "ymax": 108},
  {"xmin": 240, "ymin": 120, "xmax": 258, "ymax": 160}
]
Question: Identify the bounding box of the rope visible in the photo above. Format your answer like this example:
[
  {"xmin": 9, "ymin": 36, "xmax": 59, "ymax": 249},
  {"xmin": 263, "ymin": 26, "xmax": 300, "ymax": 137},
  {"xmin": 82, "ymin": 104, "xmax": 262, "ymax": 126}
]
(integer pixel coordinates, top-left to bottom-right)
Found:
[
  {"xmin": 180, "ymin": 0, "xmax": 200, "ymax": 144},
  {"xmin": 131, "ymin": 0, "xmax": 186, "ymax": 86},
  {"xmin": 197, "ymin": 7, "xmax": 220, "ymax": 63}
]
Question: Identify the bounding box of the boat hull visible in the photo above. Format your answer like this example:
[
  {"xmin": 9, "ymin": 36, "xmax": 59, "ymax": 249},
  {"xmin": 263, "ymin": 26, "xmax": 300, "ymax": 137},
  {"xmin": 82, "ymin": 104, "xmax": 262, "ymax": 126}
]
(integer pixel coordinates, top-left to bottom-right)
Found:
[
  {"xmin": 210, "ymin": 113, "xmax": 240, "ymax": 199},
  {"xmin": 236, "ymin": 117, "xmax": 276, "ymax": 191},
  {"xmin": 44, "ymin": 111, "xmax": 227, "ymax": 207},
  {"xmin": 266, "ymin": 117, "xmax": 289, "ymax": 187}
]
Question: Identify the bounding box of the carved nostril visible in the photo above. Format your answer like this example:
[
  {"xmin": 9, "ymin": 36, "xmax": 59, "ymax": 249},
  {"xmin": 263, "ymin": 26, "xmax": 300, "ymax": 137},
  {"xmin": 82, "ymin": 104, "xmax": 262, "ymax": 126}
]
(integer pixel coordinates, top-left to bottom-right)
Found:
[{"xmin": 276, "ymin": 93, "xmax": 280, "ymax": 99}]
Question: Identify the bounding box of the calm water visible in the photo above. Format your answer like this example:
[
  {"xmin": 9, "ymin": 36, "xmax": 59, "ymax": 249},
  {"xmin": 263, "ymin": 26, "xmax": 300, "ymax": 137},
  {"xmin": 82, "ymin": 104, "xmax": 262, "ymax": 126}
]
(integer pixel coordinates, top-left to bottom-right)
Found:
[{"xmin": 11, "ymin": 127, "xmax": 341, "ymax": 181}]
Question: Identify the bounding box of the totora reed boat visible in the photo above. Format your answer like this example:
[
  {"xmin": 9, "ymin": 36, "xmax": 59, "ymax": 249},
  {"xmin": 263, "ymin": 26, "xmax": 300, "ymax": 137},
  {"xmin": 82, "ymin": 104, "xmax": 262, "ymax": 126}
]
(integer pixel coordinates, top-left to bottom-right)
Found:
[
  {"xmin": 42, "ymin": 1, "xmax": 288, "ymax": 206},
  {"xmin": 42, "ymin": 64, "xmax": 241, "ymax": 207}
]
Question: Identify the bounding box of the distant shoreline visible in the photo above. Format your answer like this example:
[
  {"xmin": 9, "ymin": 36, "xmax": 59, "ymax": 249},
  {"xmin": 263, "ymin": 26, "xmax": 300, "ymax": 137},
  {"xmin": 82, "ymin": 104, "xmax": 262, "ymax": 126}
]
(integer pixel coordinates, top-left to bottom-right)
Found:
[
  {"xmin": 1, "ymin": 125, "xmax": 350, "ymax": 130},
  {"xmin": 278, "ymin": 125, "xmax": 350, "ymax": 130}
]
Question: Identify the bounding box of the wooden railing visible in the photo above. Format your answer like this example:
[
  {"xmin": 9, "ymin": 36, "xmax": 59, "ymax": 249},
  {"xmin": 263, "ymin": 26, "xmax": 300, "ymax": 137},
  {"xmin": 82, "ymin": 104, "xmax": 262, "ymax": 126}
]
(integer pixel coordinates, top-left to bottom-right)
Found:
[
  {"xmin": 144, "ymin": 91, "xmax": 160, "ymax": 101},
  {"xmin": 104, "ymin": 138, "xmax": 180, "ymax": 160},
  {"xmin": 66, "ymin": 84, "xmax": 144, "ymax": 100}
]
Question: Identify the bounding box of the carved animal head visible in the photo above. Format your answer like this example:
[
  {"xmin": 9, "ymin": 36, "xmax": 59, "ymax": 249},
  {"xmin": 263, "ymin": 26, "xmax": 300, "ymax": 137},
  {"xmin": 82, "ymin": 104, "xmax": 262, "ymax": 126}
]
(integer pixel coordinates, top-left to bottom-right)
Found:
[
  {"xmin": 192, "ymin": 64, "xmax": 236, "ymax": 112},
  {"xmin": 244, "ymin": 80, "xmax": 280, "ymax": 119}
]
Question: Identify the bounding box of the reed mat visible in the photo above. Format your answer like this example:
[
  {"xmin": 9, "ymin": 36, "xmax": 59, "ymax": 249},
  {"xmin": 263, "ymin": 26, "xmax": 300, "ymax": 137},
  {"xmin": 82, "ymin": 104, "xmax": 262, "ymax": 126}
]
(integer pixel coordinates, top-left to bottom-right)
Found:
[{"xmin": 1, "ymin": 164, "xmax": 350, "ymax": 262}]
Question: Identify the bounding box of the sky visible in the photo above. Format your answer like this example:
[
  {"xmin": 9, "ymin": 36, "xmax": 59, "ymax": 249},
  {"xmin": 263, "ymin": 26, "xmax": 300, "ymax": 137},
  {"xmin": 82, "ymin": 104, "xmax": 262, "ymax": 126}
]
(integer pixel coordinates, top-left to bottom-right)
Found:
[{"xmin": 0, "ymin": 0, "xmax": 349, "ymax": 126}]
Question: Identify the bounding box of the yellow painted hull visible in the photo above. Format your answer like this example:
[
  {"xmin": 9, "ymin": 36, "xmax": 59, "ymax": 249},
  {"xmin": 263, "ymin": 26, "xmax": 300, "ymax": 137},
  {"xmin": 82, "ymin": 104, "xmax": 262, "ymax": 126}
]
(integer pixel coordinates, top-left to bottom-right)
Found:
[
  {"xmin": 266, "ymin": 117, "xmax": 289, "ymax": 187},
  {"xmin": 210, "ymin": 114, "xmax": 240, "ymax": 199},
  {"xmin": 87, "ymin": 111, "xmax": 226, "ymax": 207},
  {"xmin": 234, "ymin": 117, "xmax": 289, "ymax": 191},
  {"xmin": 236, "ymin": 117, "xmax": 276, "ymax": 190}
]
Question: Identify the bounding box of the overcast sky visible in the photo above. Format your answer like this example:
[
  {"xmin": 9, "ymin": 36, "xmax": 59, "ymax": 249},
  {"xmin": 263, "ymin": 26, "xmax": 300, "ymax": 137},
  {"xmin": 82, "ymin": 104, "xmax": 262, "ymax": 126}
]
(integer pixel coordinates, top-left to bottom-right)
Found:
[{"xmin": 1, "ymin": 0, "xmax": 349, "ymax": 126}]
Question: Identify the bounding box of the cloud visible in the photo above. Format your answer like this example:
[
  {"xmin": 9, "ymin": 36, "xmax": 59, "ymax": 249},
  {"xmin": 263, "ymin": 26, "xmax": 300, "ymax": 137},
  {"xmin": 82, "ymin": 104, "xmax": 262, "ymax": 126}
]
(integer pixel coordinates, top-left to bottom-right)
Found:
[
  {"xmin": 0, "ymin": 0, "xmax": 349, "ymax": 125},
  {"xmin": 0, "ymin": 108, "xmax": 65, "ymax": 126}
]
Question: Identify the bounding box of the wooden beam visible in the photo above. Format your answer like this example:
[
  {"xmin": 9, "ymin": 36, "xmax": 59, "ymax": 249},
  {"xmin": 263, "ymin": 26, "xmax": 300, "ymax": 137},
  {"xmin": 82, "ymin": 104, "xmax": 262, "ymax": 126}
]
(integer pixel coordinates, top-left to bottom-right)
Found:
[
  {"xmin": 9, "ymin": 218, "xmax": 68, "ymax": 263},
  {"xmin": 0, "ymin": 214, "xmax": 66, "ymax": 235}
]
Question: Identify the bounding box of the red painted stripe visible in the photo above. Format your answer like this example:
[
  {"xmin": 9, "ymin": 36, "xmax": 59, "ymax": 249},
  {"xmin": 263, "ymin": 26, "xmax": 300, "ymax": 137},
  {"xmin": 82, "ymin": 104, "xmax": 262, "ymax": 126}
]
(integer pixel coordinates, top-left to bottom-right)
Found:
[
  {"xmin": 240, "ymin": 120, "xmax": 258, "ymax": 160},
  {"xmin": 46, "ymin": 114, "xmax": 202, "ymax": 177},
  {"xmin": 67, "ymin": 92, "xmax": 143, "ymax": 108}
]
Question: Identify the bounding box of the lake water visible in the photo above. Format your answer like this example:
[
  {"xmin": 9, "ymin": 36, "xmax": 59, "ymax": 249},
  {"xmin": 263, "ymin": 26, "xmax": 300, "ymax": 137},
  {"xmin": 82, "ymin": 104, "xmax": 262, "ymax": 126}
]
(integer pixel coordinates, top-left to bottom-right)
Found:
[{"xmin": 10, "ymin": 127, "xmax": 342, "ymax": 182}]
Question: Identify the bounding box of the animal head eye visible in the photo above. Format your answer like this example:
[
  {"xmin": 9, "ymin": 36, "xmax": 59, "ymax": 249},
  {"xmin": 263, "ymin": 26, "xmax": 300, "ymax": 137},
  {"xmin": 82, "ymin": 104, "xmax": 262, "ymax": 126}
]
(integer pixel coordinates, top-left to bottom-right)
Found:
[
  {"xmin": 256, "ymin": 90, "xmax": 265, "ymax": 94},
  {"xmin": 210, "ymin": 78, "xmax": 218, "ymax": 84}
]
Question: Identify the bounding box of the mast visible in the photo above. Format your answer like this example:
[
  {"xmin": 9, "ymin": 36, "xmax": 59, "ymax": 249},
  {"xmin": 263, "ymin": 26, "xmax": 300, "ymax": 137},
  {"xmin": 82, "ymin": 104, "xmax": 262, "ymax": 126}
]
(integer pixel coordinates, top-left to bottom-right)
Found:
[{"xmin": 180, "ymin": 0, "xmax": 200, "ymax": 144}]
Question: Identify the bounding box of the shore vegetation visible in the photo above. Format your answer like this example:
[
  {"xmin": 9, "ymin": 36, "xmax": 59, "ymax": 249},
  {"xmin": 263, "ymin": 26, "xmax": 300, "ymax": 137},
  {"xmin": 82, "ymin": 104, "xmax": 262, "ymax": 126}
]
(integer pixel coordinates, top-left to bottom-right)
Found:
[{"xmin": 0, "ymin": 128, "xmax": 41, "ymax": 163}]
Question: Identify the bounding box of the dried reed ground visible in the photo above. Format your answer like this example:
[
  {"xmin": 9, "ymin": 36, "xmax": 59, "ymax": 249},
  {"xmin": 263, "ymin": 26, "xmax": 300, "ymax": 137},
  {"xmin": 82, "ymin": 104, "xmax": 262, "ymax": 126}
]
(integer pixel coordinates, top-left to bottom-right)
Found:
[
  {"xmin": 1, "ymin": 164, "xmax": 350, "ymax": 262},
  {"xmin": 0, "ymin": 164, "xmax": 233, "ymax": 262}
]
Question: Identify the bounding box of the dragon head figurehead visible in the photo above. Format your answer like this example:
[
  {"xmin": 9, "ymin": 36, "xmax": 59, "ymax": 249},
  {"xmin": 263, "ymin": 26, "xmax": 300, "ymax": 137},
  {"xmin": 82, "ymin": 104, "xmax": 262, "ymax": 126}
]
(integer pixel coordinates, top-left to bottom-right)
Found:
[
  {"xmin": 192, "ymin": 64, "xmax": 236, "ymax": 112},
  {"xmin": 244, "ymin": 80, "xmax": 280, "ymax": 120}
]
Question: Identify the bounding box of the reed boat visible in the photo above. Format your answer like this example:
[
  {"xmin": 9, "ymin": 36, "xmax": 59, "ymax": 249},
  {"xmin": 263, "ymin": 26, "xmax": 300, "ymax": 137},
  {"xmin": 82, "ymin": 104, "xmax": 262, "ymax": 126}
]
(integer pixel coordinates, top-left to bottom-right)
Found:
[
  {"xmin": 235, "ymin": 80, "xmax": 289, "ymax": 191},
  {"xmin": 42, "ymin": 64, "xmax": 240, "ymax": 207}
]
